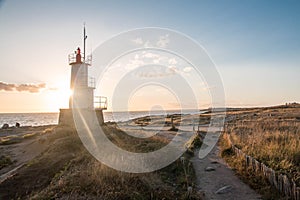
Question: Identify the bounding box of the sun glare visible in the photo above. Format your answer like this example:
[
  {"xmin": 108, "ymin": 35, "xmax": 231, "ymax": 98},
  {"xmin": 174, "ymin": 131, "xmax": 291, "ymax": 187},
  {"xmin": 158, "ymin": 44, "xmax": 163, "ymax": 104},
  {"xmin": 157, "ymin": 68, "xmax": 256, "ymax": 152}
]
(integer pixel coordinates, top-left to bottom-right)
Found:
[{"xmin": 45, "ymin": 81, "xmax": 71, "ymax": 112}]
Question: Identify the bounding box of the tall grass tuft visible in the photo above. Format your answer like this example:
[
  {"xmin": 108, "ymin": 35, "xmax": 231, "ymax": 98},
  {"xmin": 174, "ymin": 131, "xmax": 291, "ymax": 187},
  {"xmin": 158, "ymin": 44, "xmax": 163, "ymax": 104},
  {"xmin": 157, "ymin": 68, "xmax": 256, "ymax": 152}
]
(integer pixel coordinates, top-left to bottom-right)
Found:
[{"xmin": 224, "ymin": 106, "xmax": 300, "ymax": 185}]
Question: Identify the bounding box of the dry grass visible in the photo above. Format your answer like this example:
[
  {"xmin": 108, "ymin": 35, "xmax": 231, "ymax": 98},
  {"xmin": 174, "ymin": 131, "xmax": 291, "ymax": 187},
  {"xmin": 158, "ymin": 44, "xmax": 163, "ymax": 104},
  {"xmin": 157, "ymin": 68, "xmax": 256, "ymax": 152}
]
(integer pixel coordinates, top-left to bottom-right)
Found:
[
  {"xmin": 0, "ymin": 155, "xmax": 13, "ymax": 170},
  {"xmin": 0, "ymin": 124, "xmax": 201, "ymax": 200},
  {"xmin": 0, "ymin": 135, "xmax": 23, "ymax": 145},
  {"xmin": 220, "ymin": 134, "xmax": 283, "ymax": 199},
  {"xmin": 101, "ymin": 124, "xmax": 166, "ymax": 153},
  {"xmin": 221, "ymin": 104, "xmax": 300, "ymax": 197}
]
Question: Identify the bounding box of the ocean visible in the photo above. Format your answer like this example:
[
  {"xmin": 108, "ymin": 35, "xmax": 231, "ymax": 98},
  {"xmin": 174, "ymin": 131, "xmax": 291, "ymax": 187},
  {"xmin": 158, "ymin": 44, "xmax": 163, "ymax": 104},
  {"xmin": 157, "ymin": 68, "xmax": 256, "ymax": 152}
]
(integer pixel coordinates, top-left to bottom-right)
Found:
[
  {"xmin": 0, "ymin": 113, "xmax": 59, "ymax": 127},
  {"xmin": 0, "ymin": 109, "xmax": 201, "ymax": 127}
]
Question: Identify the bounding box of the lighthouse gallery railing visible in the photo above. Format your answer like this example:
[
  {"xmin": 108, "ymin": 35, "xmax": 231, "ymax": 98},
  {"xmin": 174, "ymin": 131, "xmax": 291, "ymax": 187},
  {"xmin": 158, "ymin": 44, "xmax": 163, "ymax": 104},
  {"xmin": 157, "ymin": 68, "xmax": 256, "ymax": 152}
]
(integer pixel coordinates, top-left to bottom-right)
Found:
[
  {"xmin": 68, "ymin": 53, "xmax": 92, "ymax": 66},
  {"xmin": 94, "ymin": 96, "xmax": 107, "ymax": 110}
]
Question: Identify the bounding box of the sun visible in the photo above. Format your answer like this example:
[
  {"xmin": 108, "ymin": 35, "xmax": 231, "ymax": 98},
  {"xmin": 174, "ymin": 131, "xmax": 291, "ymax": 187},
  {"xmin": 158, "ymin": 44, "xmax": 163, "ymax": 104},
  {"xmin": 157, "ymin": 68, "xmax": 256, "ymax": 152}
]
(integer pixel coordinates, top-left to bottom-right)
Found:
[{"xmin": 44, "ymin": 80, "xmax": 72, "ymax": 112}]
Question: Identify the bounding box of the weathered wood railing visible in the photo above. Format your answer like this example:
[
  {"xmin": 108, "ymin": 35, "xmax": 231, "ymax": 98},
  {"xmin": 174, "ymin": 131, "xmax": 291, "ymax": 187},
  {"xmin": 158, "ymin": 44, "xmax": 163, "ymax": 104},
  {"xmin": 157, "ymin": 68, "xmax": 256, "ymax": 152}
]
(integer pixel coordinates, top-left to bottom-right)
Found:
[{"xmin": 224, "ymin": 133, "xmax": 300, "ymax": 200}]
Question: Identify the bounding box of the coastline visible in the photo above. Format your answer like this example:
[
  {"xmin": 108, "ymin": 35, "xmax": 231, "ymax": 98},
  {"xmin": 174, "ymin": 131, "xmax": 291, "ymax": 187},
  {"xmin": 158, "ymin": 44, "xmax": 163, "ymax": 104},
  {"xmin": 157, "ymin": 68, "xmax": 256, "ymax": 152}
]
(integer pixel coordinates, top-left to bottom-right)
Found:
[
  {"xmin": 0, "ymin": 104, "xmax": 298, "ymax": 199},
  {"xmin": 0, "ymin": 113, "xmax": 206, "ymax": 199}
]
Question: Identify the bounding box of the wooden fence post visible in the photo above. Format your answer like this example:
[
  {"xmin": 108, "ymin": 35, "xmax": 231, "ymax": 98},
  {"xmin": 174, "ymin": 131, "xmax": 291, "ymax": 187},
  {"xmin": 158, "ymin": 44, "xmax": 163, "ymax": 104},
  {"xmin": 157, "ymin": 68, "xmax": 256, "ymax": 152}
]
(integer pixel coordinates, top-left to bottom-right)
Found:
[{"xmin": 226, "ymin": 132, "xmax": 299, "ymax": 199}]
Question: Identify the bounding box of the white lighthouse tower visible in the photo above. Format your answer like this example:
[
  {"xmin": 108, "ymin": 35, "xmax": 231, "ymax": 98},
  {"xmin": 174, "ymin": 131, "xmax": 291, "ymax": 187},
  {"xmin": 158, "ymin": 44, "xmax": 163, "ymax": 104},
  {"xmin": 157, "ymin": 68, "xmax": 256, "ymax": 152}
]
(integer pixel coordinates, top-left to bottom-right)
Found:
[
  {"xmin": 68, "ymin": 47, "xmax": 94, "ymax": 109},
  {"xmin": 58, "ymin": 26, "xmax": 107, "ymax": 127}
]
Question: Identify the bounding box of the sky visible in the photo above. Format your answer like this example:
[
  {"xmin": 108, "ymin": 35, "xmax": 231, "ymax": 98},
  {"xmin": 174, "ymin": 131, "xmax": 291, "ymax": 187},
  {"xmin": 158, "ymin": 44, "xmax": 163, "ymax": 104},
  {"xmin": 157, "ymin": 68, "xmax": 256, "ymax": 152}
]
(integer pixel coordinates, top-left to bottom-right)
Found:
[{"xmin": 0, "ymin": 0, "xmax": 299, "ymax": 113}]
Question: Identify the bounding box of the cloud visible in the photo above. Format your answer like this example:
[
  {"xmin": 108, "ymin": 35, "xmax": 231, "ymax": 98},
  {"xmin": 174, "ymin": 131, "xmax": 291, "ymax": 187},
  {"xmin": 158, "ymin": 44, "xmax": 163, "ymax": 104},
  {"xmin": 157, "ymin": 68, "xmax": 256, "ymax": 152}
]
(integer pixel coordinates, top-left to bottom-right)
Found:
[
  {"xmin": 168, "ymin": 58, "xmax": 177, "ymax": 65},
  {"xmin": 202, "ymin": 85, "xmax": 216, "ymax": 91},
  {"xmin": 132, "ymin": 37, "xmax": 143, "ymax": 45},
  {"xmin": 0, "ymin": 82, "xmax": 15, "ymax": 91},
  {"xmin": 156, "ymin": 34, "xmax": 170, "ymax": 48},
  {"xmin": 0, "ymin": 82, "xmax": 46, "ymax": 93},
  {"xmin": 125, "ymin": 59, "xmax": 145, "ymax": 70},
  {"xmin": 132, "ymin": 34, "xmax": 170, "ymax": 48},
  {"xmin": 134, "ymin": 65, "xmax": 176, "ymax": 78},
  {"xmin": 183, "ymin": 67, "xmax": 192, "ymax": 73},
  {"xmin": 153, "ymin": 59, "xmax": 160, "ymax": 64},
  {"xmin": 144, "ymin": 40, "xmax": 151, "ymax": 48},
  {"xmin": 48, "ymin": 87, "xmax": 59, "ymax": 91},
  {"xmin": 142, "ymin": 52, "xmax": 160, "ymax": 59},
  {"xmin": 168, "ymin": 65, "xmax": 178, "ymax": 73}
]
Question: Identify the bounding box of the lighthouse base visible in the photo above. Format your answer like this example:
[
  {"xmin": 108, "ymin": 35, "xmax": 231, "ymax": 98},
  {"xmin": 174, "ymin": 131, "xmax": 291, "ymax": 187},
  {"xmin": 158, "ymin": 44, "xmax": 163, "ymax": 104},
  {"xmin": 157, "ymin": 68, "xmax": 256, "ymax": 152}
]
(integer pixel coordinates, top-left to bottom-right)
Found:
[{"xmin": 58, "ymin": 108, "xmax": 105, "ymax": 127}]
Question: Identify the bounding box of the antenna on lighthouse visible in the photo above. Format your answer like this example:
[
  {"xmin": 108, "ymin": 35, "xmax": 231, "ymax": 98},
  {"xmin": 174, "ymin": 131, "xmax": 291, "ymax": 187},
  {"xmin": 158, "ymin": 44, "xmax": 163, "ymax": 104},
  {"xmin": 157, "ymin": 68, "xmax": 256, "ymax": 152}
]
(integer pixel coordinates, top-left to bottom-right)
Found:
[{"xmin": 83, "ymin": 22, "xmax": 88, "ymax": 61}]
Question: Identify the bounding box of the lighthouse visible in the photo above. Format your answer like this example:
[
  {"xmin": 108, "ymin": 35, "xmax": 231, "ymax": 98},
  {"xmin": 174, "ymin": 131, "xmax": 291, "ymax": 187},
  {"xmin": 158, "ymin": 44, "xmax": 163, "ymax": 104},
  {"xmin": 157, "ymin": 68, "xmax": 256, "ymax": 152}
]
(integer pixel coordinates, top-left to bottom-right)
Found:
[
  {"xmin": 68, "ymin": 47, "xmax": 94, "ymax": 109},
  {"xmin": 58, "ymin": 26, "xmax": 107, "ymax": 127}
]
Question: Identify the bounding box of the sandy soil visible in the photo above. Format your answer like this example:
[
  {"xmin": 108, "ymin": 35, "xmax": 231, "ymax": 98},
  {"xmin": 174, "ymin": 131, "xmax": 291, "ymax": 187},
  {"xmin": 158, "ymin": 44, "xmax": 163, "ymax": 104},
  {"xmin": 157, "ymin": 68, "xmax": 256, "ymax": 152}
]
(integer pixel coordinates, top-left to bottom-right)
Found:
[
  {"xmin": 0, "ymin": 126, "xmax": 55, "ymax": 183},
  {"xmin": 191, "ymin": 145, "xmax": 262, "ymax": 200}
]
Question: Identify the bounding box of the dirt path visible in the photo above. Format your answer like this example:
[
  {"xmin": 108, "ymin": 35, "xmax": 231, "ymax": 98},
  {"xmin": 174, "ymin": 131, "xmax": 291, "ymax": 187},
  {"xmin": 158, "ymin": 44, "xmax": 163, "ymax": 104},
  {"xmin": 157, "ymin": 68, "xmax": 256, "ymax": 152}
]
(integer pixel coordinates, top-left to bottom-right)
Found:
[
  {"xmin": 0, "ymin": 138, "xmax": 49, "ymax": 183},
  {"xmin": 191, "ymin": 145, "xmax": 262, "ymax": 200}
]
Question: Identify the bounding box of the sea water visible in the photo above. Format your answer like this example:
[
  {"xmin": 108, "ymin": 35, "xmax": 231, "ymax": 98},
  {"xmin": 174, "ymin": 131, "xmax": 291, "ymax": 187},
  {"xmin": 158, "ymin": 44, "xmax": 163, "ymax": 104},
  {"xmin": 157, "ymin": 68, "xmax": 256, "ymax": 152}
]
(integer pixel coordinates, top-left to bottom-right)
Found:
[
  {"xmin": 0, "ymin": 109, "xmax": 201, "ymax": 127},
  {"xmin": 0, "ymin": 113, "xmax": 59, "ymax": 127}
]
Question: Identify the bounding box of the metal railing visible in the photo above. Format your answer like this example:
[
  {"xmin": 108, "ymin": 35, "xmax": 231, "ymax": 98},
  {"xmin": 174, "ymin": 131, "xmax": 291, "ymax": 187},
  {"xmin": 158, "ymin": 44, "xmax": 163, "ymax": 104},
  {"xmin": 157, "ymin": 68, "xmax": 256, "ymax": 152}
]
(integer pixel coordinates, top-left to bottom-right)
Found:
[
  {"xmin": 94, "ymin": 96, "xmax": 107, "ymax": 110},
  {"xmin": 68, "ymin": 53, "xmax": 92, "ymax": 65}
]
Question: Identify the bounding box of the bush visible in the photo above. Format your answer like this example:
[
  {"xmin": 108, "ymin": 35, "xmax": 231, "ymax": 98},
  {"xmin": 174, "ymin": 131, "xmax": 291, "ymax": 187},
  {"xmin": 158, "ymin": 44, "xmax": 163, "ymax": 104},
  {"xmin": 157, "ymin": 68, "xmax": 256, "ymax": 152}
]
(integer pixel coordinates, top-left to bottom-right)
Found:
[
  {"xmin": 293, "ymin": 152, "xmax": 300, "ymax": 166},
  {"xmin": 0, "ymin": 155, "xmax": 13, "ymax": 169}
]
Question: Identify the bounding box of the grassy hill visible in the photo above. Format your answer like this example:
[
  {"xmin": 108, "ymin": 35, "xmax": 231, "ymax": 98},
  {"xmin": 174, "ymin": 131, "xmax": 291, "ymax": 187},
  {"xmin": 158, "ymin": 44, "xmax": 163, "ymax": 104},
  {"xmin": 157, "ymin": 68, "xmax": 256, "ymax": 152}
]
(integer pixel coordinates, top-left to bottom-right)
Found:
[{"xmin": 0, "ymin": 124, "xmax": 202, "ymax": 200}]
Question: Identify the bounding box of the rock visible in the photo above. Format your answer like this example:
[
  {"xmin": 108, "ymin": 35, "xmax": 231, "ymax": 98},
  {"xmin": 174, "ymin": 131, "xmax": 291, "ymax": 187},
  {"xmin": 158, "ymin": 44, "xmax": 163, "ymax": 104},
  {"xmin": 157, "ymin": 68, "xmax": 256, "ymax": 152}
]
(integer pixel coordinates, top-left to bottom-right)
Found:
[
  {"xmin": 15, "ymin": 122, "xmax": 20, "ymax": 128},
  {"xmin": 168, "ymin": 127, "xmax": 178, "ymax": 131},
  {"xmin": 187, "ymin": 186, "xmax": 193, "ymax": 195},
  {"xmin": 180, "ymin": 156, "xmax": 185, "ymax": 164},
  {"xmin": 215, "ymin": 185, "xmax": 232, "ymax": 194},
  {"xmin": 205, "ymin": 166, "xmax": 215, "ymax": 171},
  {"xmin": 2, "ymin": 124, "xmax": 9, "ymax": 129}
]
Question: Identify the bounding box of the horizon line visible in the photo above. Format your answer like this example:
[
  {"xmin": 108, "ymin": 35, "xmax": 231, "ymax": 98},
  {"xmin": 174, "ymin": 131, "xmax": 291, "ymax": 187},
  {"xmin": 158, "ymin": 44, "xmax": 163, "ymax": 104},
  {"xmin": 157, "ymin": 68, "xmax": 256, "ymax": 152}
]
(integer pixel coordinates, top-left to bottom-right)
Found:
[{"xmin": 0, "ymin": 102, "xmax": 298, "ymax": 114}]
